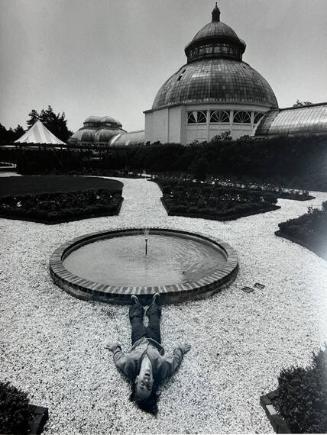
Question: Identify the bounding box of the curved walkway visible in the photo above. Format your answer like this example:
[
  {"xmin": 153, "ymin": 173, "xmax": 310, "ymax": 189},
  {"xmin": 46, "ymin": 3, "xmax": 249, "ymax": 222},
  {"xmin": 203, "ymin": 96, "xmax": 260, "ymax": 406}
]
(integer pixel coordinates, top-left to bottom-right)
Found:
[{"xmin": 1, "ymin": 177, "xmax": 327, "ymax": 433}]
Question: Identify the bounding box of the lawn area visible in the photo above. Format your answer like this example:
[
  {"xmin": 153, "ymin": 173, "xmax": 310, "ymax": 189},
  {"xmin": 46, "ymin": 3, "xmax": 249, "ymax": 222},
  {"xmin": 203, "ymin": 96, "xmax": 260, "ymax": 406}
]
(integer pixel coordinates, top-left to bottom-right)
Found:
[{"xmin": 0, "ymin": 175, "xmax": 123, "ymax": 197}]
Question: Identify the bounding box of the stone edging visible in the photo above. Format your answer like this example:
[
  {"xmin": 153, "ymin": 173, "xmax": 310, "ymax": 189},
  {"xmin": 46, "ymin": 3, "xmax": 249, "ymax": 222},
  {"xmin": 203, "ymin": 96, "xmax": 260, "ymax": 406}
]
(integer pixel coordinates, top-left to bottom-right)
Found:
[
  {"xmin": 49, "ymin": 227, "xmax": 239, "ymax": 305},
  {"xmin": 28, "ymin": 404, "xmax": 49, "ymax": 434},
  {"xmin": 260, "ymin": 389, "xmax": 291, "ymax": 434}
]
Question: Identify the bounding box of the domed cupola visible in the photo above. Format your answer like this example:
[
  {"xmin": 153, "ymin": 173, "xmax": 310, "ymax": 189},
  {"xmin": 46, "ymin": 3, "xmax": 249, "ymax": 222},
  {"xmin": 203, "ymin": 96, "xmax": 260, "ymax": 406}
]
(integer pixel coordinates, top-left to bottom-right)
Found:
[
  {"xmin": 185, "ymin": 3, "xmax": 246, "ymax": 63},
  {"xmin": 145, "ymin": 3, "xmax": 278, "ymax": 144}
]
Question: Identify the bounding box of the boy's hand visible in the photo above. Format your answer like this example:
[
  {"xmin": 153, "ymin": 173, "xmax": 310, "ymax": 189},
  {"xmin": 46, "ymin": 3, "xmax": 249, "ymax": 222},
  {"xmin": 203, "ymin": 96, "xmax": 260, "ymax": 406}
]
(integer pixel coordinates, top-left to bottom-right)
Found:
[{"xmin": 105, "ymin": 342, "xmax": 121, "ymax": 352}]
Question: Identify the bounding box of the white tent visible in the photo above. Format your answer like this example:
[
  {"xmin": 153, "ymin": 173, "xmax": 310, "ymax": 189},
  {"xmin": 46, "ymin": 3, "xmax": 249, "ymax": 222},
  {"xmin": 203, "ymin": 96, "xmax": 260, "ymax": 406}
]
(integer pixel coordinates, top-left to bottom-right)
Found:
[{"xmin": 15, "ymin": 120, "xmax": 65, "ymax": 145}]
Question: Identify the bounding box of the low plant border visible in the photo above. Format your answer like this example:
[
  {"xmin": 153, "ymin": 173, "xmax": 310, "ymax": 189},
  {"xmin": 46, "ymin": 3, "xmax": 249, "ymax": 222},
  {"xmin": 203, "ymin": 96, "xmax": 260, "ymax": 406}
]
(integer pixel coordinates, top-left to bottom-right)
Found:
[
  {"xmin": 0, "ymin": 197, "xmax": 123, "ymax": 225},
  {"xmin": 275, "ymin": 229, "xmax": 326, "ymax": 261},
  {"xmin": 161, "ymin": 197, "xmax": 280, "ymax": 221},
  {"xmin": 49, "ymin": 227, "xmax": 239, "ymax": 305},
  {"xmin": 260, "ymin": 389, "xmax": 291, "ymax": 434}
]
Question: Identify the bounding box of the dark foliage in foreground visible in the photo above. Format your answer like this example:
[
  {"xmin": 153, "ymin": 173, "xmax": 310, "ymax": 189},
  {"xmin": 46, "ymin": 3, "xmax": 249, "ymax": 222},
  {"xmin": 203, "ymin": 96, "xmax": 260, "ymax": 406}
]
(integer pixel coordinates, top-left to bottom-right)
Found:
[
  {"xmin": 155, "ymin": 178, "xmax": 280, "ymax": 221},
  {"xmin": 0, "ymin": 189, "xmax": 123, "ymax": 224},
  {"xmin": 278, "ymin": 347, "xmax": 327, "ymax": 433},
  {"xmin": 277, "ymin": 201, "xmax": 327, "ymax": 259},
  {"xmin": 0, "ymin": 381, "xmax": 32, "ymax": 434}
]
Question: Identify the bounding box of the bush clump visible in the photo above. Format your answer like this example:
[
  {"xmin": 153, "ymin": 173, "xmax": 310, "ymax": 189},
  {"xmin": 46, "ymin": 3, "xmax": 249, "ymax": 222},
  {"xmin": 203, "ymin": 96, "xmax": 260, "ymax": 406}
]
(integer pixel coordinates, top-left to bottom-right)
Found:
[
  {"xmin": 0, "ymin": 381, "xmax": 32, "ymax": 434},
  {"xmin": 278, "ymin": 348, "xmax": 327, "ymax": 433}
]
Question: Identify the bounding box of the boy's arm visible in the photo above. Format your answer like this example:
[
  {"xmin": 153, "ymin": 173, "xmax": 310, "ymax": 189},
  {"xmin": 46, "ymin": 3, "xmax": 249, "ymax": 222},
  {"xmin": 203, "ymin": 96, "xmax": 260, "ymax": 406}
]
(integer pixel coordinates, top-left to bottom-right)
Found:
[
  {"xmin": 162, "ymin": 343, "xmax": 191, "ymax": 378},
  {"xmin": 106, "ymin": 342, "xmax": 133, "ymax": 378}
]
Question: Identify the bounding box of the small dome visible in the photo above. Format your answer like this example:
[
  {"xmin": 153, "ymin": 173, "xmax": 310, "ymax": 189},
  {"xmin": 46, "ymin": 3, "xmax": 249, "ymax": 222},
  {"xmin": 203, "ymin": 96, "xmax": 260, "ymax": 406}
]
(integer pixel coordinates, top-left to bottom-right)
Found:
[
  {"xmin": 100, "ymin": 116, "xmax": 122, "ymax": 126},
  {"xmin": 185, "ymin": 3, "xmax": 246, "ymax": 63},
  {"xmin": 84, "ymin": 116, "xmax": 102, "ymax": 124},
  {"xmin": 191, "ymin": 21, "xmax": 242, "ymax": 46},
  {"xmin": 83, "ymin": 115, "xmax": 122, "ymax": 128}
]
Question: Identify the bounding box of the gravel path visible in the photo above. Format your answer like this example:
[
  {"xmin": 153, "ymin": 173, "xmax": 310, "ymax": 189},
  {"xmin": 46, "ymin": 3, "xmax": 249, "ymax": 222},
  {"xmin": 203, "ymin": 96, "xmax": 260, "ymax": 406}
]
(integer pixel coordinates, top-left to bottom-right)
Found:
[{"xmin": 1, "ymin": 177, "xmax": 327, "ymax": 434}]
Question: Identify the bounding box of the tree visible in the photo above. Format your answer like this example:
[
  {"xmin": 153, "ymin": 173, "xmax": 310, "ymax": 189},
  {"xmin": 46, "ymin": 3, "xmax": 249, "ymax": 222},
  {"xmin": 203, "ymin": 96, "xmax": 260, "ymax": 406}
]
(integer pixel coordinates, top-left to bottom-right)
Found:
[
  {"xmin": 0, "ymin": 123, "xmax": 25, "ymax": 144},
  {"xmin": 26, "ymin": 106, "xmax": 72, "ymax": 141},
  {"xmin": 27, "ymin": 109, "xmax": 39, "ymax": 127},
  {"xmin": 293, "ymin": 100, "xmax": 313, "ymax": 108},
  {"xmin": 14, "ymin": 124, "xmax": 24, "ymax": 138}
]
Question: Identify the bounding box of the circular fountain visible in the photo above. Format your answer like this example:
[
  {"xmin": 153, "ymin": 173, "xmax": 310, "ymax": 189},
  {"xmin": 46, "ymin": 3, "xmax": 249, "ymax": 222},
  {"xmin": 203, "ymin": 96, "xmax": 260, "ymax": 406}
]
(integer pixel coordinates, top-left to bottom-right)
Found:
[{"xmin": 49, "ymin": 228, "xmax": 238, "ymax": 304}]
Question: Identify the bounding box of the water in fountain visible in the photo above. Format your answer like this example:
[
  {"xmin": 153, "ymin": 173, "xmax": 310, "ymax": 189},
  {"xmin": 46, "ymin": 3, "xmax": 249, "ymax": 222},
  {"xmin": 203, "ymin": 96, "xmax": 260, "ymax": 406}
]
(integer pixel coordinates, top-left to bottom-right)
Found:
[{"xmin": 63, "ymin": 233, "xmax": 226, "ymax": 287}]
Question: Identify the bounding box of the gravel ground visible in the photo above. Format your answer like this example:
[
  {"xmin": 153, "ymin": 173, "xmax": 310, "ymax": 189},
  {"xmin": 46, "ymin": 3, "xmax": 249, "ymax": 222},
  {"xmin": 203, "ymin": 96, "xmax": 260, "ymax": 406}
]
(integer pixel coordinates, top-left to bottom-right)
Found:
[{"xmin": 1, "ymin": 177, "xmax": 327, "ymax": 434}]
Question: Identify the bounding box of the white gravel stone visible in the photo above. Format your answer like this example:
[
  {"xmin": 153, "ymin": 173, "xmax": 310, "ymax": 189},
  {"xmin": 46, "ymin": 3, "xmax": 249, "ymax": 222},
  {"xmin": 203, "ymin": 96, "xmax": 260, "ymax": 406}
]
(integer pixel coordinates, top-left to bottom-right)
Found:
[{"xmin": 1, "ymin": 177, "xmax": 327, "ymax": 434}]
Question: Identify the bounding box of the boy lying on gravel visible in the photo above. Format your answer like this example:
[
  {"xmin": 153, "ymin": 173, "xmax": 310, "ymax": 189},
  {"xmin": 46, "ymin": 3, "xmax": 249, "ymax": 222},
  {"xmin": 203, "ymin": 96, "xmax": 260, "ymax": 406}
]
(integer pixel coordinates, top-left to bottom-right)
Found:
[{"xmin": 106, "ymin": 293, "xmax": 191, "ymax": 415}]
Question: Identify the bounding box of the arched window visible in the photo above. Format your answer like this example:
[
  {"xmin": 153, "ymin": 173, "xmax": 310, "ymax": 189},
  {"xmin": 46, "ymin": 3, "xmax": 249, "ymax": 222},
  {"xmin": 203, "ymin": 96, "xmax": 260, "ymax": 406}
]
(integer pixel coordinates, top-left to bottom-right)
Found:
[
  {"xmin": 233, "ymin": 111, "xmax": 251, "ymax": 123},
  {"xmin": 210, "ymin": 110, "xmax": 230, "ymax": 123},
  {"xmin": 187, "ymin": 111, "xmax": 207, "ymax": 124},
  {"xmin": 187, "ymin": 112, "xmax": 197, "ymax": 123},
  {"xmin": 254, "ymin": 112, "xmax": 264, "ymax": 124}
]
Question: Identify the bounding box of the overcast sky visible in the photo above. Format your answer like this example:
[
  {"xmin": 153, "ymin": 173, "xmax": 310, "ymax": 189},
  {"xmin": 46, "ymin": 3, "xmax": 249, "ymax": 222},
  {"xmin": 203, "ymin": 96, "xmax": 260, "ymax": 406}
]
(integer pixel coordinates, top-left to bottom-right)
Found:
[{"xmin": 1, "ymin": 0, "xmax": 326, "ymax": 132}]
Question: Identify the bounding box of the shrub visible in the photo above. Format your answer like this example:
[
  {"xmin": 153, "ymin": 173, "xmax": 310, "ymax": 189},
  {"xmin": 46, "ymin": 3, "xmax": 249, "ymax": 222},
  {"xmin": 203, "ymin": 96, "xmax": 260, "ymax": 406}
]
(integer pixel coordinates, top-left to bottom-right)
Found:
[
  {"xmin": 0, "ymin": 381, "xmax": 32, "ymax": 434},
  {"xmin": 278, "ymin": 348, "xmax": 327, "ymax": 433}
]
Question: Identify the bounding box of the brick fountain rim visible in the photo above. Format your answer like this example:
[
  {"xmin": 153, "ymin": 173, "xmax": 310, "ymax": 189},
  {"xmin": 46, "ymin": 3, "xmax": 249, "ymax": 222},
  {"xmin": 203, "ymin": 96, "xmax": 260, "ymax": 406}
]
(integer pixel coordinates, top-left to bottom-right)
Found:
[{"xmin": 49, "ymin": 227, "xmax": 239, "ymax": 304}]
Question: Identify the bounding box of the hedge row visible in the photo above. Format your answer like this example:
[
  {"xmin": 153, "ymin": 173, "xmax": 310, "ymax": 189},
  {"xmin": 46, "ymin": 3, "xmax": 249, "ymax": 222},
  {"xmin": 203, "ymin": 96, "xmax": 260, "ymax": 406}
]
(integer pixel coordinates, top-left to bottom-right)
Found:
[{"xmin": 1, "ymin": 133, "xmax": 327, "ymax": 190}]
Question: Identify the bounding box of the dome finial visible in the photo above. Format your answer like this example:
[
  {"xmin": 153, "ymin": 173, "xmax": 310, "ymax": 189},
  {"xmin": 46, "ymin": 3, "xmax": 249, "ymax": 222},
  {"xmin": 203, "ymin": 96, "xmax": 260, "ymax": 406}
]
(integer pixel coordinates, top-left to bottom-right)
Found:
[{"xmin": 212, "ymin": 2, "xmax": 220, "ymax": 22}]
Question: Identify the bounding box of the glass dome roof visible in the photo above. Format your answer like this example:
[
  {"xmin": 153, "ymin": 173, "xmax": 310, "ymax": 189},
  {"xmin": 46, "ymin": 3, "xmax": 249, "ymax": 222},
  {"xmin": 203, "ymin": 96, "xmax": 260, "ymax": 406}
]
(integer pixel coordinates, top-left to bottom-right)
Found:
[
  {"xmin": 255, "ymin": 104, "xmax": 327, "ymax": 136},
  {"xmin": 152, "ymin": 59, "xmax": 278, "ymax": 110},
  {"xmin": 151, "ymin": 3, "xmax": 278, "ymax": 111},
  {"xmin": 83, "ymin": 116, "xmax": 122, "ymax": 127}
]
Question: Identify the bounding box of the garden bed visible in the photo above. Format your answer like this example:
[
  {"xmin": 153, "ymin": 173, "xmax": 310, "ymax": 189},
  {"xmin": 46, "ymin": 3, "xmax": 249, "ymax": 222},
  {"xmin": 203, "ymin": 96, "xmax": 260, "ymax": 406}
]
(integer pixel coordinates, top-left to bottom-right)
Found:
[
  {"xmin": 0, "ymin": 189, "xmax": 123, "ymax": 224},
  {"xmin": 261, "ymin": 348, "xmax": 327, "ymax": 433},
  {"xmin": 0, "ymin": 175, "xmax": 123, "ymax": 197},
  {"xmin": 0, "ymin": 381, "xmax": 48, "ymax": 435},
  {"xmin": 276, "ymin": 202, "xmax": 327, "ymax": 260},
  {"xmin": 155, "ymin": 178, "xmax": 281, "ymax": 221},
  {"xmin": 0, "ymin": 176, "xmax": 124, "ymax": 224}
]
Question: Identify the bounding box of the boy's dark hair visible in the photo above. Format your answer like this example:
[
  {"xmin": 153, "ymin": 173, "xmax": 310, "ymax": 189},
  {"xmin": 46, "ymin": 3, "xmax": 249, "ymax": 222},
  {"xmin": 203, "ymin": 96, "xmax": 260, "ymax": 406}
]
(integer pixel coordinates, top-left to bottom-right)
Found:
[{"xmin": 129, "ymin": 379, "xmax": 160, "ymax": 416}]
